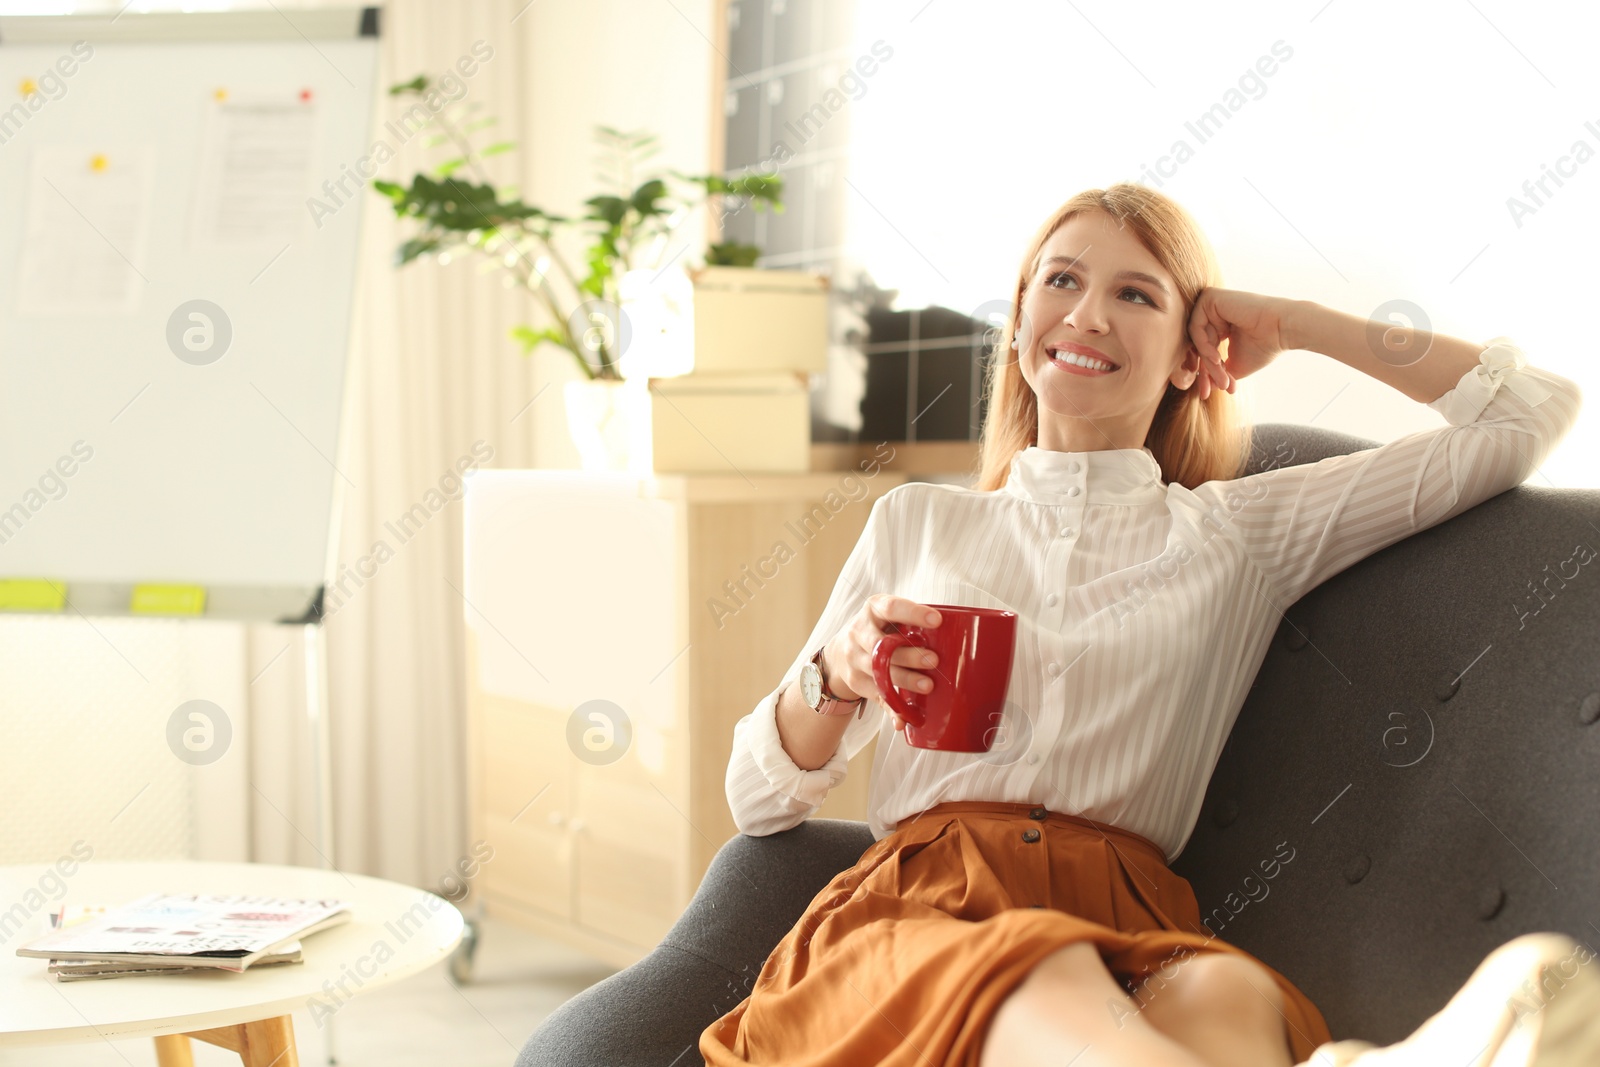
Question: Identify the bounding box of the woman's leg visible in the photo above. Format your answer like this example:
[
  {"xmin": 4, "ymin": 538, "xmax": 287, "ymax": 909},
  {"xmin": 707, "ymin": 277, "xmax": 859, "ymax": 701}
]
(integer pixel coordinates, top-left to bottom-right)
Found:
[
  {"xmin": 978, "ymin": 942, "xmax": 1215, "ymax": 1067},
  {"xmin": 1130, "ymin": 953, "xmax": 1296, "ymax": 1067}
]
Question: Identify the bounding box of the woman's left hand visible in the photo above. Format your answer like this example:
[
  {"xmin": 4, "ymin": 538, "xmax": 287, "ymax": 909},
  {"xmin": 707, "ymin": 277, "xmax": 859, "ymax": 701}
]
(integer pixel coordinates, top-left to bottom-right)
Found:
[{"xmin": 1187, "ymin": 288, "xmax": 1300, "ymax": 399}]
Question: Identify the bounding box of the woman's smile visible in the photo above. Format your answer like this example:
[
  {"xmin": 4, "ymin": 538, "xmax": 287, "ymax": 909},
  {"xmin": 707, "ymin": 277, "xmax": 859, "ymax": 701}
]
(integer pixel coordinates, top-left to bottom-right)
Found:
[{"xmin": 1046, "ymin": 345, "xmax": 1120, "ymax": 376}]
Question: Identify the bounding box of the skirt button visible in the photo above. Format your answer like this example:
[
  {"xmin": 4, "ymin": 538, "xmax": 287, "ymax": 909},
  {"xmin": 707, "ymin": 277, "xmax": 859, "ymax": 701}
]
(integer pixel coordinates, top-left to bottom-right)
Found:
[
  {"xmin": 1022, "ymin": 828, "xmax": 1041, "ymax": 843},
  {"xmin": 1029, "ymin": 807, "xmax": 1047, "ymax": 820}
]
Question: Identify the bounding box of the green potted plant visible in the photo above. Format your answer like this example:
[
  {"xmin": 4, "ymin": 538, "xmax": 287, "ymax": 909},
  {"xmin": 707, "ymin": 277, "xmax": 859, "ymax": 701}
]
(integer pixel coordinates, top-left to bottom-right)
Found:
[{"xmin": 371, "ymin": 76, "xmax": 783, "ymax": 470}]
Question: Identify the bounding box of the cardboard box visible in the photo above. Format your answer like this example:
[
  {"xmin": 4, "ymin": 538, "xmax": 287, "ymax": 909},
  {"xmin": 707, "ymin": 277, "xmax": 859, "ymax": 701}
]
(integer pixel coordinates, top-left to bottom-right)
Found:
[
  {"xmin": 688, "ymin": 266, "xmax": 828, "ymax": 375},
  {"xmin": 649, "ymin": 372, "xmax": 810, "ymax": 473}
]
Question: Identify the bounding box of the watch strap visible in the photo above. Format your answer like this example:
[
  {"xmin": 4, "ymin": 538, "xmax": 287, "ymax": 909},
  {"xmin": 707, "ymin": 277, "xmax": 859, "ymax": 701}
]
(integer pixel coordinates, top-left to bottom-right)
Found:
[{"xmin": 811, "ymin": 646, "xmax": 866, "ymax": 718}]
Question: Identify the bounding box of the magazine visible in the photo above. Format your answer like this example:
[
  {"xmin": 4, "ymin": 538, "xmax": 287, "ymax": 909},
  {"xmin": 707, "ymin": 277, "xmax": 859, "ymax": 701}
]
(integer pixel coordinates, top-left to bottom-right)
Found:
[
  {"xmin": 47, "ymin": 942, "xmax": 306, "ymax": 981},
  {"xmin": 16, "ymin": 894, "xmax": 350, "ymax": 971}
]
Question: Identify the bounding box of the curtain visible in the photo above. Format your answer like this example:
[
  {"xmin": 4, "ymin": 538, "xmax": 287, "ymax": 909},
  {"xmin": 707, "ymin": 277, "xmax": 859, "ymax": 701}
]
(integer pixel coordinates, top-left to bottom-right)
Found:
[
  {"xmin": 245, "ymin": 0, "xmax": 549, "ymax": 889},
  {"xmin": 246, "ymin": 0, "xmax": 716, "ymax": 891}
]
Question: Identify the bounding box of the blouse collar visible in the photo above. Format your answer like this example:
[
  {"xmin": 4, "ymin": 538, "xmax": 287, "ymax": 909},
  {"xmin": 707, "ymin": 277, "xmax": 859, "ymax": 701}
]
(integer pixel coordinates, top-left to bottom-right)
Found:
[{"xmin": 1002, "ymin": 444, "xmax": 1166, "ymax": 505}]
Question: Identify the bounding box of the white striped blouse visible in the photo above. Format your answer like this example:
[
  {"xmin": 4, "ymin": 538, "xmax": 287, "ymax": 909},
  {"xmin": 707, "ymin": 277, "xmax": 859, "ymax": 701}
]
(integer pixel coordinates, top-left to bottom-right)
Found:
[{"xmin": 724, "ymin": 338, "xmax": 1584, "ymax": 863}]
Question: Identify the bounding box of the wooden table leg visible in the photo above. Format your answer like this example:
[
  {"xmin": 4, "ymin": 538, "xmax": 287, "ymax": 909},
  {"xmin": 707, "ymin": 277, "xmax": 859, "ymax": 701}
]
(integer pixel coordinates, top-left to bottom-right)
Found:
[
  {"xmin": 183, "ymin": 1015, "xmax": 300, "ymax": 1067},
  {"xmin": 153, "ymin": 1034, "xmax": 195, "ymax": 1067}
]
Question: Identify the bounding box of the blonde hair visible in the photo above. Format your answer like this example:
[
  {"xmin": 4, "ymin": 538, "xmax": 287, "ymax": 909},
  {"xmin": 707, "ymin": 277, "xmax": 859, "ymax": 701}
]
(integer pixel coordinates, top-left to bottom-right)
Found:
[{"xmin": 973, "ymin": 184, "xmax": 1249, "ymax": 492}]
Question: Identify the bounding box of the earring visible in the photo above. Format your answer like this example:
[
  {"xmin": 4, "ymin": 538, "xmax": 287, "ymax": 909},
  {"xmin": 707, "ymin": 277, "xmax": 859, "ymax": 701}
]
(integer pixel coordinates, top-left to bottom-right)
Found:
[{"xmin": 1010, "ymin": 338, "xmax": 1019, "ymax": 350}]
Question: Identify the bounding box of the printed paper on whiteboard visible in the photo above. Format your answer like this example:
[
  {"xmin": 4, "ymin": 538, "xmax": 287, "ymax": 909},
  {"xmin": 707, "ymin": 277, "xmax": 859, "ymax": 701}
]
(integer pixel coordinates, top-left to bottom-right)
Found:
[
  {"xmin": 14, "ymin": 145, "xmax": 154, "ymax": 317},
  {"xmin": 191, "ymin": 93, "xmax": 319, "ymax": 247}
]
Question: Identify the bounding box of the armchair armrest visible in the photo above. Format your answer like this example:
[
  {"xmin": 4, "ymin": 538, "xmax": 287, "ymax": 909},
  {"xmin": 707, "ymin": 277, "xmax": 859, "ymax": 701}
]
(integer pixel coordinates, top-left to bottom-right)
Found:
[{"xmin": 516, "ymin": 818, "xmax": 876, "ymax": 1067}]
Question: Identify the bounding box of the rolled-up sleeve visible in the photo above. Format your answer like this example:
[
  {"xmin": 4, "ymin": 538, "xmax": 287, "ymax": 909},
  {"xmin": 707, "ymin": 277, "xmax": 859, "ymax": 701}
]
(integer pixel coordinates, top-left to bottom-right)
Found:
[
  {"xmin": 1197, "ymin": 337, "xmax": 1583, "ymax": 607},
  {"xmin": 725, "ymin": 490, "xmax": 898, "ymax": 837}
]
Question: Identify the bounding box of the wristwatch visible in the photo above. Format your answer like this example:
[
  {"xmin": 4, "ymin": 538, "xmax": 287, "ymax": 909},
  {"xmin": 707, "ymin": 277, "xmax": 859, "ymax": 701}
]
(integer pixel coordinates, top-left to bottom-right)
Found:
[{"xmin": 798, "ymin": 645, "xmax": 867, "ymax": 719}]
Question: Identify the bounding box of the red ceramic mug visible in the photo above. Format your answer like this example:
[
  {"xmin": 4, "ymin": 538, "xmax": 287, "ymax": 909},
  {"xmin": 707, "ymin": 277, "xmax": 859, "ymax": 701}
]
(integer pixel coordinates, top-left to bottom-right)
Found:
[{"xmin": 871, "ymin": 604, "xmax": 1017, "ymax": 751}]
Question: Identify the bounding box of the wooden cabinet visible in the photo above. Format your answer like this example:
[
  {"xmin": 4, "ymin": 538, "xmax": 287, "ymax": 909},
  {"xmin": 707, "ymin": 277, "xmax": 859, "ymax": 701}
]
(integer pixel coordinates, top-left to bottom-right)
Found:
[{"xmin": 463, "ymin": 468, "xmax": 910, "ymax": 968}]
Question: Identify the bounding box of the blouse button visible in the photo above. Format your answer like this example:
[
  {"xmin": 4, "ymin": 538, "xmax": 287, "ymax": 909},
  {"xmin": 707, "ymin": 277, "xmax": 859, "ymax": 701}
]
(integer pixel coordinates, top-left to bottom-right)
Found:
[
  {"xmin": 1027, "ymin": 752, "xmax": 1041, "ymax": 765},
  {"xmin": 1045, "ymin": 593, "xmax": 1059, "ymax": 606},
  {"xmin": 1066, "ymin": 485, "xmax": 1080, "ymax": 497},
  {"xmin": 1058, "ymin": 527, "xmax": 1073, "ymax": 538},
  {"xmin": 1047, "ymin": 661, "xmax": 1060, "ymax": 675}
]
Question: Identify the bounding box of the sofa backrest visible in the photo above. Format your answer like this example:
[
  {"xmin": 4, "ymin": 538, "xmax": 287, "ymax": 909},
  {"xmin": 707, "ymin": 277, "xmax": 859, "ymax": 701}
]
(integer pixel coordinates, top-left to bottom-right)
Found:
[{"xmin": 1169, "ymin": 421, "xmax": 1600, "ymax": 1043}]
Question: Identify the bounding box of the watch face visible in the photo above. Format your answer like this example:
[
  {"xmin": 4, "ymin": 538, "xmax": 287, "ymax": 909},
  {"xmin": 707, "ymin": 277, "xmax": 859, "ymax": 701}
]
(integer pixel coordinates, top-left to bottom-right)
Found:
[{"xmin": 800, "ymin": 661, "xmax": 822, "ymax": 707}]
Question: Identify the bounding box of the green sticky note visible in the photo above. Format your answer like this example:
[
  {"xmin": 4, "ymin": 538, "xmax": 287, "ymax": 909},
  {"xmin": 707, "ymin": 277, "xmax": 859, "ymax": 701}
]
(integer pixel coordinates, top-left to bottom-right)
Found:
[
  {"xmin": 0, "ymin": 579, "xmax": 67, "ymax": 612},
  {"xmin": 130, "ymin": 584, "xmax": 207, "ymax": 616}
]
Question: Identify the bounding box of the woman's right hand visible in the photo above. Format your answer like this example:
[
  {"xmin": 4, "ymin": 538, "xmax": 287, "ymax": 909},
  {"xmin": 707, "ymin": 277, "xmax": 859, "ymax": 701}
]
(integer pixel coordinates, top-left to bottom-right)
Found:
[{"xmin": 823, "ymin": 595, "xmax": 942, "ymax": 733}]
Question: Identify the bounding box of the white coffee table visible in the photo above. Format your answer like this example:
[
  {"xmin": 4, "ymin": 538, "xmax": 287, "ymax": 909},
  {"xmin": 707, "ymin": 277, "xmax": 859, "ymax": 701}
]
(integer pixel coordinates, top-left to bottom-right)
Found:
[{"xmin": 0, "ymin": 861, "xmax": 463, "ymax": 1066}]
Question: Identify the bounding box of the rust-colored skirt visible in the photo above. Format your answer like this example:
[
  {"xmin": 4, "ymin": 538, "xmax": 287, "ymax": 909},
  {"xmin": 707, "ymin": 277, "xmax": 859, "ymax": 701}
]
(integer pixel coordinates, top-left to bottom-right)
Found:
[{"xmin": 699, "ymin": 800, "xmax": 1331, "ymax": 1066}]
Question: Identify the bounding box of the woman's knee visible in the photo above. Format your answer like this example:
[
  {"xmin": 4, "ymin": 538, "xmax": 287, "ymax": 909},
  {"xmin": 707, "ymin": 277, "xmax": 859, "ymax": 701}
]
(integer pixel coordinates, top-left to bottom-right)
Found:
[
  {"xmin": 1134, "ymin": 951, "xmax": 1285, "ymax": 1027},
  {"xmin": 990, "ymin": 943, "xmax": 1114, "ymax": 1031},
  {"xmin": 980, "ymin": 943, "xmax": 1210, "ymax": 1067},
  {"xmin": 1027, "ymin": 942, "xmax": 1112, "ymax": 990}
]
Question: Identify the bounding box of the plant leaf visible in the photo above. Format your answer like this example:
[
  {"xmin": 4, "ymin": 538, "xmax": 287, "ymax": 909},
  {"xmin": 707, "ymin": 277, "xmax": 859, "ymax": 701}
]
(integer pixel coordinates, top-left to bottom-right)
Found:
[
  {"xmin": 509, "ymin": 324, "xmax": 567, "ymax": 355},
  {"xmin": 374, "ymin": 173, "xmax": 552, "ymax": 232},
  {"xmin": 584, "ymin": 194, "xmax": 628, "ymax": 228},
  {"xmin": 706, "ymin": 241, "xmax": 761, "ymax": 267},
  {"xmin": 396, "ymin": 237, "xmax": 442, "ymax": 266},
  {"xmin": 629, "ymin": 178, "xmax": 668, "ymax": 216}
]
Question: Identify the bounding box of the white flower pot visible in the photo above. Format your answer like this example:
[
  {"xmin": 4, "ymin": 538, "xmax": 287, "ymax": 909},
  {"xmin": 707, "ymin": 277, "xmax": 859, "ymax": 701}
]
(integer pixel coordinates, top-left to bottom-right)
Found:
[{"xmin": 562, "ymin": 377, "xmax": 652, "ymax": 474}]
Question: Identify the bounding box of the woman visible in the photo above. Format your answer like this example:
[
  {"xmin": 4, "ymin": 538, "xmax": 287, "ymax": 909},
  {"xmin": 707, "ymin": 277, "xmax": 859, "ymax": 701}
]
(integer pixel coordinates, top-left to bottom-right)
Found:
[{"xmin": 700, "ymin": 183, "xmax": 1591, "ymax": 1066}]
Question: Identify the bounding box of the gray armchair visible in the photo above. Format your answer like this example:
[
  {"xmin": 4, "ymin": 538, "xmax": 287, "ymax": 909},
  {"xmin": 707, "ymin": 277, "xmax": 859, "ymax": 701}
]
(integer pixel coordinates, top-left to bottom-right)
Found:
[{"xmin": 518, "ymin": 422, "xmax": 1600, "ymax": 1065}]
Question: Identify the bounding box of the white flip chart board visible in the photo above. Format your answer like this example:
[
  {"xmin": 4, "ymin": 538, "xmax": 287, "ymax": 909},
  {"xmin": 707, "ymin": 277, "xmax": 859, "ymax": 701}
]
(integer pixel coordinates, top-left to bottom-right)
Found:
[{"xmin": 0, "ymin": 6, "xmax": 380, "ymax": 622}]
